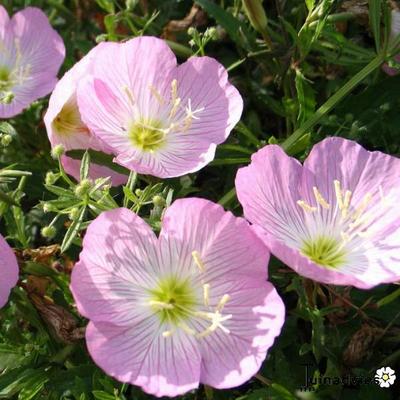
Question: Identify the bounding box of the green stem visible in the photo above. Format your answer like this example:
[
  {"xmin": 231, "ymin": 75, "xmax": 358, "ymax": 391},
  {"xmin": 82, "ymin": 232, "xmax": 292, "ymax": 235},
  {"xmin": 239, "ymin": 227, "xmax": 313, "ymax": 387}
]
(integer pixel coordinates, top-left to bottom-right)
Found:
[{"xmin": 282, "ymin": 54, "xmax": 385, "ymax": 152}]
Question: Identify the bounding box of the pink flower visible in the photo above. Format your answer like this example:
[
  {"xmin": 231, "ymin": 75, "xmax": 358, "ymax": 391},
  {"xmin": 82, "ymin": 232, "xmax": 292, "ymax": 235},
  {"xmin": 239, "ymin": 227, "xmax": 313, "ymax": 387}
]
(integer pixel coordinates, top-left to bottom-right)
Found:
[
  {"xmin": 0, "ymin": 6, "xmax": 65, "ymax": 118},
  {"xmin": 77, "ymin": 36, "xmax": 243, "ymax": 178},
  {"xmin": 44, "ymin": 43, "xmax": 126, "ymax": 186},
  {"xmin": 0, "ymin": 234, "xmax": 18, "ymax": 308},
  {"xmin": 70, "ymin": 199, "xmax": 284, "ymax": 397},
  {"xmin": 236, "ymin": 137, "xmax": 400, "ymax": 289}
]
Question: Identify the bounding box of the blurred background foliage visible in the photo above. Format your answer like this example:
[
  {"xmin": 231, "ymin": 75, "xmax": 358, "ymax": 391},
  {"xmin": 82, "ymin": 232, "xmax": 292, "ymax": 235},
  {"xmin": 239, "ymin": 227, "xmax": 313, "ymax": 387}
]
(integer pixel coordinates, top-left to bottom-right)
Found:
[{"xmin": 1, "ymin": 0, "xmax": 400, "ymax": 399}]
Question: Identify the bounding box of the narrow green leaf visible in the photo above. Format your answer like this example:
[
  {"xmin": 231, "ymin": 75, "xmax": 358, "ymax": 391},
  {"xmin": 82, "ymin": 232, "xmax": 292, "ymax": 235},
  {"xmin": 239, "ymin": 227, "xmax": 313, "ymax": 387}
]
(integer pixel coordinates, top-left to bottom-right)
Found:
[
  {"xmin": 61, "ymin": 206, "xmax": 86, "ymax": 253},
  {"xmin": 369, "ymin": 0, "xmax": 382, "ymax": 52},
  {"xmin": 92, "ymin": 391, "xmax": 115, "ymax": 400},
  {"xmin": 80, "ymin": 150, "xmax": 90, "ymax": 181}
]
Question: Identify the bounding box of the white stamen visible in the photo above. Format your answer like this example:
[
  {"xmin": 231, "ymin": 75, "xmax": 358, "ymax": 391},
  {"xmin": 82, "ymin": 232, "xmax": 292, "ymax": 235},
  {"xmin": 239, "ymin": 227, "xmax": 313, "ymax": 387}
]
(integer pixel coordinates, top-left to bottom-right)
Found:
[
  {"xmin": 313, "ymin": 187, "xmax": 330, "ymax": 209},
  {"xmin": 148, "ymin": 84, "xmax": 165, "ymax": 105},
  {"xmin": 123, "ymin": 85, "xmax": 135, "ymax": 106},
  {"xmin": 192, "ymin": 250, "xmax": 206, "ymax": 273},
  {"xmin": 203, "ymin": 283, "xmax": 210, "ymax": 307},
  {"xmin": 334, "ymin": 180, "xmax": 344, "ymax": 210},
  {"xmin": 162, "ymin": 330, "xmax": 173, "ymax": 338},
  {"xmin": 216, "ymin": 294, "xmax": 230, "ymax": 312},
  {"xmin": 297, "ymin": 200, "xmax": 317, "ymax": 212},
  {"xmin": 149, "ymin": 300, "xmax": 174, "ymax": 310},
  {"xmin": 352, "ymin": 193, "xmax": 373, "ymax": 222},
  {"xmin": 178, "ymin": 321, "xmax": 196, "ymax": 335}
]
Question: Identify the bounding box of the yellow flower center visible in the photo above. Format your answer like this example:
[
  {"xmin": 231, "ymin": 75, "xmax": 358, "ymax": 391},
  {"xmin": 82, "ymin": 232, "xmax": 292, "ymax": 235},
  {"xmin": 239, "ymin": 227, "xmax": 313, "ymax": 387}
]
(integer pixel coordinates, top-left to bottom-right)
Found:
[
  {"xmin": 301, "ymin": 235, "xmax": 347, "ymax": 269},
  {"xmin": 128, "ymin": 119, "xmax": 166, "ymax": 152},
  {"xmin": 52, "ymin": 98, "xmax": 89, "ymax": 137}
]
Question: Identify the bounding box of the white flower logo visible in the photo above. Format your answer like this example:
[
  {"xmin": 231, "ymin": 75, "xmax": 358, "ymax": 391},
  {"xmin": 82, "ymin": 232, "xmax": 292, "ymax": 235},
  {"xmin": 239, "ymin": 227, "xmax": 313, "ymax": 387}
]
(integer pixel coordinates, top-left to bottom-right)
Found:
[{"xmin": 375, "ymin": 367, "xmax": 396, "ymax": 388}]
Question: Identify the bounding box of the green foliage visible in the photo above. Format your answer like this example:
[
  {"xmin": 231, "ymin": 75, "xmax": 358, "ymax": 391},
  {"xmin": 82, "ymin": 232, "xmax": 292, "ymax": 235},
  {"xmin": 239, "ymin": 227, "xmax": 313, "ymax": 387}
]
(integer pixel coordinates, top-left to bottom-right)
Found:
[{"xmin": 1, "ymin": 0, "xmax": 400, "ymax": 399}]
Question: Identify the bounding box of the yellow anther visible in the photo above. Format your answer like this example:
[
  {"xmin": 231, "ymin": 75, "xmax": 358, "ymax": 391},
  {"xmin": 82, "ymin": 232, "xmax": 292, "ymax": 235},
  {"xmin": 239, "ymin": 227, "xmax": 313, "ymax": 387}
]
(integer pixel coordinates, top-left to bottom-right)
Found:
[
  {"xmin": 148, "ymin": 84, "xmax": 165, "ymax": 105},
  {"xmin": 123, "ymin": 85, "xmax": 135, "ymax": 106},
  {"xmin": 334, "ymin": 180, "xmax": 344, "ymax": 209},
  {"xmin": 216, "ymin": 294, "xmax": 230, "ymax": 312},
  {"xmin": 149, "ymin": 300, "xmax": 174, "ymax": 310},
  {"xmin": 313, "ymin": 187, "xmax": 330, "ymax": 209},
  {"xmin": 340, "ymin": 190, "xmax": 352, "ymax": 218},
  {"xmin": 169, "ymin": 98, "xmax": 181, "ymax": 120},
  {"xmin": 352, "ymin": 193, "xmax": 373, "ymax": 222},
  {"xmin": 297, "ymin": 200, "xmax": 317, "ymax": 213},
  {"xmin": 162, "ymin": 330, "xmax": 173, "ymax": 338},
  {"xmin": 171, "ymin": 79, "xmax": 178, "ymax": 102},
  {"xmin": 203, "ymin": 283, "xmax": 210, "ymax": 307},
  {"xmin": 192, "ymin": 250, "xmax": 206, "ymax": 273}
]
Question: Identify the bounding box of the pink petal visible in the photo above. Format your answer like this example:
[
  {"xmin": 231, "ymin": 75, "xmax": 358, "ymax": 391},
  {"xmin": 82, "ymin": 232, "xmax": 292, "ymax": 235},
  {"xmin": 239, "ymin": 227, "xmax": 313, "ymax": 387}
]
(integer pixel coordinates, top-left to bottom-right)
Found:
[
  {"xmin": 0, "ymin": 234, "xmax": 19, "ymax": 308},
  {"xmin": 174, "ymin": 56, "xmax": 243, "ymax": 143},
  {"xmin": 70, "ymin": 208, "xmax": 160, "ymax": 324},
  {"xmin": 86, "ymin": 321, "xmax": 201, "ymax": 397},
  {"xmin": 160, "ymin": 198, "xmax": 270, "ymax": 281},
  {"xmin": 195, "ymin": 283, "xmax": 285, "ymax": 388}
]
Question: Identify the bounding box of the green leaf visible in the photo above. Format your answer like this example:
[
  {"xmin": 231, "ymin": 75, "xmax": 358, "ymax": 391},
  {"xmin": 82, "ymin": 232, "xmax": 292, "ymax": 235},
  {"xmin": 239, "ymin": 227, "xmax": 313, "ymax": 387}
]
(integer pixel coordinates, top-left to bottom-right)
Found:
[
  {"xmin": 67, "ymin": 149, "xmax": 130, "ymax": 176},
  {"xmin": 369, "ymin": 0, "xmax": 382, "ymax": 52},
  {"xmin": 60, "ymin": 206, "xmax": 86, "ymax": 253},
  {"xmin": 295, "ymin": 69, "xmax": 316, "ymax": 124},
  {"xmin": 195, "ymin": 0, "xmax": 254, "ymax": 48},
  {"xmin": 80, "ymin": 150, "xmax": 91, "ymax": 181},
  {"xmin": 95, "ymin": 0, "xmax": 115, "ymax": 13},
  {"xmin": 92, "ymin": 391, "xmax": 116, "ymax": 400}
]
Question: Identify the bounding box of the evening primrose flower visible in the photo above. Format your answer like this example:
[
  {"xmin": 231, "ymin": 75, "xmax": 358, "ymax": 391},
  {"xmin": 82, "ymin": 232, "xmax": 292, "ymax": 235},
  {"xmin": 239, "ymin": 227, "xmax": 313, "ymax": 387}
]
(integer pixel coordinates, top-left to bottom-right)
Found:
[
  {"xmin": 77, "ymin": 36, "xmax": 243, "ymax": 178},
  {"xmin": 0, "ymin": 6, "xmax": 65, "ymax": 118},
  {"xmin": 0, "ymin": 234, "xmax": 18, "ymax": 308},
  {"xmin": 44, "ymin": 44, "xmax": 126, "ymax": 186},
  {"xmin": 70, "ymin": 199, "xmax": 284, "ymax": 397},
  {"xmin": 236, "ymin": 137, "xmax": 400, "ymax": 289}
]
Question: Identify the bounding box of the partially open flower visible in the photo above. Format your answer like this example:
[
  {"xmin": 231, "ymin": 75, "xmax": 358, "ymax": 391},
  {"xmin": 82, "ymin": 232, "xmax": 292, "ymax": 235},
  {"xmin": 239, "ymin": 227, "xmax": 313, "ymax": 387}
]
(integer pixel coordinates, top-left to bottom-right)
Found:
[
  {"xmin": 77, "ymin": 36, "xmax": 243, "ymax": 178},
  {"xmin": 236, "ymin": 137, "xmax": 400, "ymax": 289},
  {"xmin": 70, "ymin": 198, "xmax": 284, "ymax": 397},
  {"xmin": 0, "ymin": 6, "xmax": 65, "ymax": 118},
  {"xmin": 44, "ymin": 44, "xmax": 127, "ymax": 186},
  {"xmin": 0, "ymin": 234, "xmax": 18, "ymax": 308}
]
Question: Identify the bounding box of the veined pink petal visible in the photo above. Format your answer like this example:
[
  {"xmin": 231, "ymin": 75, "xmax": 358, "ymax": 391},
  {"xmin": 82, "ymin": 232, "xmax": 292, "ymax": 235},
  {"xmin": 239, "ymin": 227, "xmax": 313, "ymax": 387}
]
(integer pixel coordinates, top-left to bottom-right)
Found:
[
  {"xmin": 0, "ymin": 7, "xmax": 65, "ymax": 118},
  {"xmin": 195, "ymin": 283, "xmax": 284, "ymax": 388},
  {"xmin": 70, "ymin": 208, "xmax": 160, "ymax": 325},
  {"xmin": 236, "ymin": 137, "xmax": 400, "ymax": 288},
  {"xmin": 0, "ymin": 234, "xmax": 19, "ymax": 308},
  {"xmin": 44, "ymin": 43, "xmax": 127, "ymax": 186},
  {"xmin": 86, "ymin": 321, "xmax": 201, "ymax": 397},
  {"xmin": 71, "ymin": 199, "xmax": 284, "ymax": 395},
  {"xmin": 77, "ymin": 36, "xmax": 243, "ymax": 178}
]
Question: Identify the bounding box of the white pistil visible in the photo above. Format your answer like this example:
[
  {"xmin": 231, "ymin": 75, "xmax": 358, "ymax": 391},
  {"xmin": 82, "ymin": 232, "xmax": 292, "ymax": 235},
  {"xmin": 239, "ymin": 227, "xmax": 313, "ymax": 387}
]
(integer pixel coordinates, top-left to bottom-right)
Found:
[
  {"xmin": 203, "ymin": 283, "xmax": 210, "ymax": 307},
  {"xmin": 313, "ymin": 187, "xmax": 330, "ymax": 209},
  {"xmin": 149, "ymin": 300, "xmax": 174, "ymax": 310},
  {"xmin": 192, "ymin": 250, "xmax": 206, "ymax": 273},
  {"xmin": 196, "ymin": 311, "xmax": 232, "ymax": 338},
  {"xmin": 182, "ymin": 99, "xmax": 204, "ymax": 132},
  {"xmin": 297, "ymin": 200, "xmax": 317, "ymax": 213}
]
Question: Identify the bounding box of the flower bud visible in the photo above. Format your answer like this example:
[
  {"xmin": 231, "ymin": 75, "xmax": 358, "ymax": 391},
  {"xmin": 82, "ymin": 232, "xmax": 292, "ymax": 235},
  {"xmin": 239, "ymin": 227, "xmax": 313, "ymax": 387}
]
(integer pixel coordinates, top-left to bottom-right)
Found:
[
  {"xmin": 45, "ymin": 171, "xmax": 59, "ymax": 185},
  {"xmin": 68, "ymin": 207, "xmax": 80, "ymax": 221},
  {"xmin": 152, "ymin": 195, "xmax": 166, "ymax": 207},
  {"xmin": 74, "ymin": 179, "xmax": 92, "ymax": 198},
  {"xmin": 242, "ymin": 0, "xmax": 268, "ymax": 35},
  {"xmin": 41, "ymin": 225, "xmax": 56, "ymax": 239},
  {"xmin": 187, "ymin": 27, "xmax": 196, "ymax": 37},
  {"xmin": 0, "ymin": 134, "xmax": 12, "ymax": 147},
  {"xmin": 51, "ymin": 144, "xmax": 65, "ymax": 159}
]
